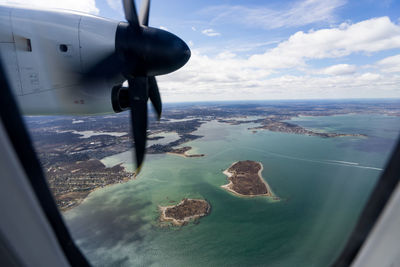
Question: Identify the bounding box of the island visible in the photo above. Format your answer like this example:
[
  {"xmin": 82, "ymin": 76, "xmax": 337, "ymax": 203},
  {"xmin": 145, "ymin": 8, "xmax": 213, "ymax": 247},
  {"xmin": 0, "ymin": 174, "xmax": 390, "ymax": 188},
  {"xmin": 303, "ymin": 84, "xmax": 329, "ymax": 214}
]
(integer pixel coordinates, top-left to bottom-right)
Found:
[
  {"xmin": 222, "ymin": 160, "xmax": 277, "ymax": 198},
  {"xmin": 159, "ymin": 198, "xmax": 211, "ymax": 226},
  {"xmin": 167, "ymin": 146, "xmax": 205, "ymax": 158}
]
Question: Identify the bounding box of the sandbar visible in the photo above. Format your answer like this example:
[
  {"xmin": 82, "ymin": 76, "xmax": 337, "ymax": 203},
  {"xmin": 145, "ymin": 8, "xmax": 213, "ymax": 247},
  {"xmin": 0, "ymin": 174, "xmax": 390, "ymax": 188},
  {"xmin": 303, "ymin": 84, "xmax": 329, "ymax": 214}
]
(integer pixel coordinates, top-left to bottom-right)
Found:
[{"xmin": 167, "ymin": 146, "xmax": 205, "ymax": 158}]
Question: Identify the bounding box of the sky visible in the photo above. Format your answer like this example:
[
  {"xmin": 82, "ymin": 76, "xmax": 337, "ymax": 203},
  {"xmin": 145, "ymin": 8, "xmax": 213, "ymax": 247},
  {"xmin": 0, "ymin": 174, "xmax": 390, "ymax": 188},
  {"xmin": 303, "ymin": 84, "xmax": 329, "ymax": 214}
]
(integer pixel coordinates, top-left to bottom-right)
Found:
[{"xmin": 1, "ymin": 0, "xmax": 400, "ymax": 102}]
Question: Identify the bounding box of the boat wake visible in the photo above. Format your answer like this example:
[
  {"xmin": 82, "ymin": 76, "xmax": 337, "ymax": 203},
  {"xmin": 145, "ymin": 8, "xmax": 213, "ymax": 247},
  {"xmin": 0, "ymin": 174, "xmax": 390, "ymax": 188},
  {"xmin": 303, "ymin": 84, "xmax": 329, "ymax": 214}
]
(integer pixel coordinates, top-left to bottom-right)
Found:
[{"xmin": 242, "ymin": 146, "xmax": 383, "ymax": 172}]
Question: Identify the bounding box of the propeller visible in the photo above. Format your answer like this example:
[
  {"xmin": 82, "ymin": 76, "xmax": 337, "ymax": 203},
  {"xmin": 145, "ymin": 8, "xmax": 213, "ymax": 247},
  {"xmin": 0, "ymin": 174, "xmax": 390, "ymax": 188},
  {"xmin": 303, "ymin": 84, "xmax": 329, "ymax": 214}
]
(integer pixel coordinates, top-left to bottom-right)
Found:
[{"xmin": 85, "ymin": 0, "xmax": 190, "ymax": 171}]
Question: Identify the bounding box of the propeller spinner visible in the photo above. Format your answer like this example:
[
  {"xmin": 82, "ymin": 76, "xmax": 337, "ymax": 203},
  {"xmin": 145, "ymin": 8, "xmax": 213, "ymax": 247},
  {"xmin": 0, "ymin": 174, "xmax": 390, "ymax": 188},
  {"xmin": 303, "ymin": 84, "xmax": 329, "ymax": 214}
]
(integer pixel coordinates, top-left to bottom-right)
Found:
[{"xmin": 86, "ymin": 0, "xmax": 190, "ymax": 171}]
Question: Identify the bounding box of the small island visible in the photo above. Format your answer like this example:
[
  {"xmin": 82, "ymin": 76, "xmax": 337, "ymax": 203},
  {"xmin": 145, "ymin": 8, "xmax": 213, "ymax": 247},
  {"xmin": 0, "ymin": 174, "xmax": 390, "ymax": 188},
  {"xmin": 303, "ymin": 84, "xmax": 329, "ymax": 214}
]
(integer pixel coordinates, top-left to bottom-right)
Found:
[
  {"xmin": 222, "ymin": 160, "xmax": 277, "ymax": 198},
  {"xmin": 159, "ymin": 198, "xmax": 211, "ymax": 226},
  {"xmin": 167, "ymin": 146, "xmax": 205, "ymax": 158}
]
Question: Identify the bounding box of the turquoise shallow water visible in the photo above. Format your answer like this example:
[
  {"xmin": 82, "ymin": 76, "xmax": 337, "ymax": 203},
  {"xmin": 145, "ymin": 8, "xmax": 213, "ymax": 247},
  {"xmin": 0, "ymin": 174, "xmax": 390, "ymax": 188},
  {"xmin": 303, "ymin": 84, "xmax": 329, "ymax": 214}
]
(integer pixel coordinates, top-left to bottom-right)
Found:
[{"xmin": 64, "ymin": 114, "xmax": 400, "ymax": 267}]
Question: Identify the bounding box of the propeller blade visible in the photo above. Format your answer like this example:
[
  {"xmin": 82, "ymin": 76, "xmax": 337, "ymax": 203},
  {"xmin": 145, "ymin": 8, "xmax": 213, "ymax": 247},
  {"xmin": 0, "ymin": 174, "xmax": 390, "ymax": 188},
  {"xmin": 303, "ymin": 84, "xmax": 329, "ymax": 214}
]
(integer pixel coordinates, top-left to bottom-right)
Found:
[
  {"xmin": 128, "ymin": 77, "xmax": 148, "ymax": 170},
  {"xmin": 148, "ymin": 76, "xmax": 162, "ymax": 119},
  {"xmin": 123, "ymin": 0, "xmax": 140, "ymax": 27},
  {"xmin": 139, "ymin": 0, "xmax": 150, "ymax": 26}
]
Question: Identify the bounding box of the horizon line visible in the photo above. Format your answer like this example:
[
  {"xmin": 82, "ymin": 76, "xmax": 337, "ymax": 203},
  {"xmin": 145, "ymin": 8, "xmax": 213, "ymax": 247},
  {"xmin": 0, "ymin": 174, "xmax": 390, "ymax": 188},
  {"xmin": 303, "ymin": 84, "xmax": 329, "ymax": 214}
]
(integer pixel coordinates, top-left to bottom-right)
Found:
[{"xmin": 162, "ymin": 97, "xmax": 400, "ymax": 104}]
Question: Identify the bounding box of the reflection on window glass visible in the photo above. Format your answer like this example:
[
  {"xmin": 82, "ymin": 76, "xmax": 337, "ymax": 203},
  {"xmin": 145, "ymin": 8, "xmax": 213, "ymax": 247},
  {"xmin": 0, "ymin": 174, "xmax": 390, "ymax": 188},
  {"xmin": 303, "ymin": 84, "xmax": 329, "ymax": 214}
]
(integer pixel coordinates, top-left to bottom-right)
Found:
[{"xmin": 26, "ymin": 100, "xmax": 400, "ymax": 266}]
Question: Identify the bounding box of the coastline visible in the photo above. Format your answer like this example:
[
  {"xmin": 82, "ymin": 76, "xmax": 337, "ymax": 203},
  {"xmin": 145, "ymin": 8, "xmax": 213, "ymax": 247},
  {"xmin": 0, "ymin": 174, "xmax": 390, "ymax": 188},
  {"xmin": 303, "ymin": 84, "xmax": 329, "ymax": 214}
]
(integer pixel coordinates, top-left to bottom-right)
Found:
[
  {"xmin": 221, "ymin": 161, "xmax": 278, "ymax": 199},
  {"xmin": 63, "ymin": 145, "xmax": 203, "ymax": 213},
  {"xmin": 61, "ymin": 165, "xmax": 135, "ymax": 212}
]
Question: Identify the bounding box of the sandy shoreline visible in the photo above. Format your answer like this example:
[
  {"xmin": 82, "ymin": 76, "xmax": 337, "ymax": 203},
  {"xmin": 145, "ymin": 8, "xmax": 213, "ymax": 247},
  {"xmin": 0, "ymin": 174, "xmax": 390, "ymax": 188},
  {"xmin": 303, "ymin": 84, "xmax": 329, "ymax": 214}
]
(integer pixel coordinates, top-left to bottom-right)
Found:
[
  {"xmin": 166, "ymin": 146, "xmax": 205, "ymax": 158},
  {"xmin": 62, "ymin": 169, "xmax": 136, "ymax": 212},
  {"xmin": 159, "ymin": 199, "xmax": 210, "ymax": 226},
  {"xmin": 166, "ymin": 152, "xmax": 205, "ymax": 158},
  {"xmin": 221, "ymin": 161, "xmax": 278, "ymax": 199}
]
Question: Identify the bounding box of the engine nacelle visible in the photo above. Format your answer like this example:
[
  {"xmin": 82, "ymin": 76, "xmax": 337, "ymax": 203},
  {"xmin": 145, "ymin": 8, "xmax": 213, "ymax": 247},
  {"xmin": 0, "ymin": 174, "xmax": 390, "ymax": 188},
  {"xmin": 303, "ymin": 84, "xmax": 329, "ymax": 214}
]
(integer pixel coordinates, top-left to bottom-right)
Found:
[
  {"xmin": 111, "ymin": 85, "xmax": 130, "ymax": 113},
  {"xmin": 0, "ymin": 5, "xmax": 124, "ymax": 115}
]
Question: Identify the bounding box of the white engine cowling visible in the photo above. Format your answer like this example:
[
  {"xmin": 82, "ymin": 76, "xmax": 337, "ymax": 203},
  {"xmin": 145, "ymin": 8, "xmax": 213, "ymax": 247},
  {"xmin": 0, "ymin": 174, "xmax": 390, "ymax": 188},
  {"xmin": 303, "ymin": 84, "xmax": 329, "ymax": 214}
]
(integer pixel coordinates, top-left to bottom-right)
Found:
[{"xmin": 0, "ymin": 5, "xmax": 125, "ymax": 115}]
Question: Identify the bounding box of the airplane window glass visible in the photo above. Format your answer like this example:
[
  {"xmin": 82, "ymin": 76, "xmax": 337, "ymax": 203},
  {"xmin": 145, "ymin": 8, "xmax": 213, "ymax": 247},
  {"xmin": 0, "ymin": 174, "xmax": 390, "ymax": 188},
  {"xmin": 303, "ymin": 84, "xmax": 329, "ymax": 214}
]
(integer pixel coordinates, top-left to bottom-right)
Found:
[
  {"xmin": 14, "ymin": 0, "xmax": 400, "ymax": 266},
  {"xmin": 25, "ymin": 100, "xmax": 400, "ymax": 266}
]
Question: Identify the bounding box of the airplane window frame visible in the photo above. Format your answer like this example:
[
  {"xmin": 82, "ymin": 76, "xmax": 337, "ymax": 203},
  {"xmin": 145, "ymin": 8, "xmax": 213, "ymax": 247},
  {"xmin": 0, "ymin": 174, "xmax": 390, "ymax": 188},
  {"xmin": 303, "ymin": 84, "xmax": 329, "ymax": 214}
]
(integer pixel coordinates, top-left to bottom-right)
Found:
[
  {"xmin": 1, "ymin": 58, "xmax": 399, "ymax": 266},
  {"xmin": 332, "ymin": 137, "xmax": 400, "ymax": 266},
  {"xmin": 0, "ymin": 59, "xmax": 90, "ymax": 266}
]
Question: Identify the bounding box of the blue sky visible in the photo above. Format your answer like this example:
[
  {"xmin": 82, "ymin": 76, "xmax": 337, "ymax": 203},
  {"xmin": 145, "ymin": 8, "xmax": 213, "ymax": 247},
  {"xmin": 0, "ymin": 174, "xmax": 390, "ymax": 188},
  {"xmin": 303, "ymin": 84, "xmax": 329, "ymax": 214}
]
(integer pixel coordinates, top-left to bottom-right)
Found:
[
  {"xmin": 2, "ymin": 0, "xmax": 400, "ymax": 101},
  {"xmin": 100, "ymin": 0, "xmax": 400, "ymax": 56}
]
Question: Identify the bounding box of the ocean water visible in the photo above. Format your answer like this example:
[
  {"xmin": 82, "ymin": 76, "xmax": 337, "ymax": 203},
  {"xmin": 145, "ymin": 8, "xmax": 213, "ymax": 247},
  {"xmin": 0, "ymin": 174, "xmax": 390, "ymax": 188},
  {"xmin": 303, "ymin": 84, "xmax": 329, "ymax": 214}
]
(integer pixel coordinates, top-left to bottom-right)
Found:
[{"xmin": 64, "ymin": 114, "xmax": 400, "ymax": 267}]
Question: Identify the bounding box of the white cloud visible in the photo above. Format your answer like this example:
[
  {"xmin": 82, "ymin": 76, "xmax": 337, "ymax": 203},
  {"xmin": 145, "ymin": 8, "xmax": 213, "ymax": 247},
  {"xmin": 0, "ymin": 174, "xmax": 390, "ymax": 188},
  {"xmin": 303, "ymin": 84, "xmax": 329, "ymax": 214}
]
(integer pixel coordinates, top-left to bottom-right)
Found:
[
  {"xmin": 0, "ymin": 0, "xmax": 99, "ymax": 14},
  {"xmin": 203, "ymin": 0, "xmax": 346, "ymax": 29},
  {"xmin": 158, "ymin": 17, "xmax": 400, "ymax": 102},
  {"xmin": 191, "ymin": 26, "xmax": 197, "ymax": 31},
  {"xmin": 106, "ymin": 0, "xmax": 121, "ymax": 11},
  {"xmin": 377, "ymin": 54, "xmax": 400, "ymax": 73},
  {"xmin": 216, "ymin": 51, "xmax": 237, "ymax": 60},
  {"xmin": 201, "ymin": 28, "xmax": 221, "ymax": 37},
  {"xmin": 159, "ymin": 52, "xmax": 400, "ymax": 102},
  {"xmin": 160, "ymin": 26, "xmax": 169, "ymax": 31},
  {"xmin": 249, "ymin": 17, "xmax": 400, "ymax": 69},
  {"xmin": 318, "ymin": 64, "xmax": 356, "ymax": 75}
]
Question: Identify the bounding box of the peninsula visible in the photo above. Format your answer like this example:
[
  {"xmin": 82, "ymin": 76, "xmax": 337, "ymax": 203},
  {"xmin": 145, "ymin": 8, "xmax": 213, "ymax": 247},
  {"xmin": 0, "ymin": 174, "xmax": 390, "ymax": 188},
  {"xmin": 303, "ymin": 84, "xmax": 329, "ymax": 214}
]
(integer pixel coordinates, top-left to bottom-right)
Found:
[
  {"xmin": 222, "ymin": 160, "xmax": 277, "ymax": 198},
  {"xmin": 159, "ymin": 198, "xmax": 211, "ymax": 226},
  {"xmin": 167, "ymin": 146, "xmax": 205, "ymax": 158},
  {"xmin": 47, "ymin": 159, "xmax": 134, "ymax": 211},
  {"xmin": 248, "ymin": 121, "xmax": 367, "ymax": 138}
]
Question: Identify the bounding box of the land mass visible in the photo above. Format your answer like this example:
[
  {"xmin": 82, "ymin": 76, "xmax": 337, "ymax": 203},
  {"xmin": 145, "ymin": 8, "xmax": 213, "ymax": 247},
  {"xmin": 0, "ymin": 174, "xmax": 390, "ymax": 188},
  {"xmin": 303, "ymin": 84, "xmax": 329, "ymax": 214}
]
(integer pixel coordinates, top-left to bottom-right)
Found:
[
  {"xmin": 46, "ymin": 159, "xmax": 134, "ymax": 211},
  {"xmin": 25, "ymin": 100, "xmax": 400, "ymax": 211},
  {"xmin": 248, "ymin": 120, "xmax": 367, "ymax": 138},
  {"xmin": 27, "ymin": 116, "xmax": 206, "ymax": 211},
  {"xmin": 222, "ymin": 160, "xmax": 277, "ymax": 198},
  {"xmin": 159, "ymin": 198, "xmax": 211, "ymax": 226}
]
